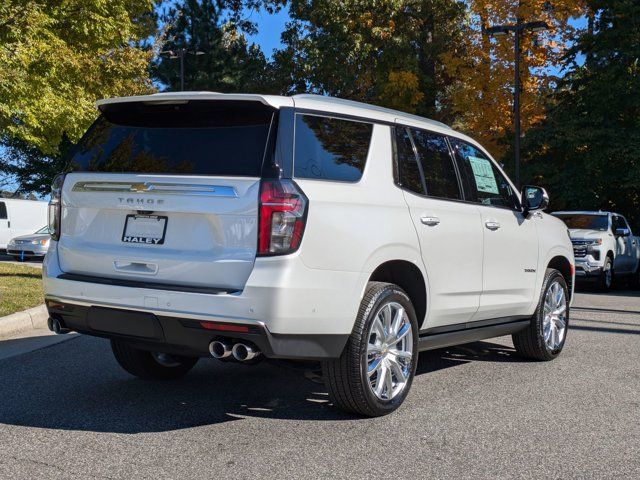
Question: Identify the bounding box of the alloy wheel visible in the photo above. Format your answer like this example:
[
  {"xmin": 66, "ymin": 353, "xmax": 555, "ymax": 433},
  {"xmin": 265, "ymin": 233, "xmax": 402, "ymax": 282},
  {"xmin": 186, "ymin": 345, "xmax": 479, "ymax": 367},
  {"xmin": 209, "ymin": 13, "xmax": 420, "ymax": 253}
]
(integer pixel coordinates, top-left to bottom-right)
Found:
[
  {"xmin": 542, "ymin": 281, "xmax": 568, "ymax": 350},
  {"xmin": 366, "ymin": 301, "xmax": 414, "ymax": 400}
]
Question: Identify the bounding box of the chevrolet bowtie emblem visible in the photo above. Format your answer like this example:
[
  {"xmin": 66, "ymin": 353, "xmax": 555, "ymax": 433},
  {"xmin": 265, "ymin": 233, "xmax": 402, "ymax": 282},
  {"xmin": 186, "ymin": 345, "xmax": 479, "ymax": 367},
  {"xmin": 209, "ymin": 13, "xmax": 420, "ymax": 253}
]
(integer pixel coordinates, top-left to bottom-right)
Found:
[{"xmin": 130, "ymin": 183, "xmax": 149, "ymax": 192}]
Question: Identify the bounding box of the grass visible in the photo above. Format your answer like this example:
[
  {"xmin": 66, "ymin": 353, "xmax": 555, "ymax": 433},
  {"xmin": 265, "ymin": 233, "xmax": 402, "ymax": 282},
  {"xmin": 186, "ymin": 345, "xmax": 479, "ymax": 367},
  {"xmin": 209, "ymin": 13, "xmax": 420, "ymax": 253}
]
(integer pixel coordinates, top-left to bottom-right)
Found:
[{"xmin": 0, "ymin": 263, "xmax": 44, "ymax": 317}]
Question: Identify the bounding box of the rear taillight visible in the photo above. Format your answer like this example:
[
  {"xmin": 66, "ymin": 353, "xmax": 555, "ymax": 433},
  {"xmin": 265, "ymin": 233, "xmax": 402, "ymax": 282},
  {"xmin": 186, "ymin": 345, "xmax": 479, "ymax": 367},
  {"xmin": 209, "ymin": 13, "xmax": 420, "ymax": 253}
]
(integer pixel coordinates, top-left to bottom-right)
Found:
[
  {"xmin": 258, "ymin": 179, "xmax": 308, "ymax": 255},
  {"xmin": 48, "ymin": 174, "xmax": 65, "ymax": 241}
]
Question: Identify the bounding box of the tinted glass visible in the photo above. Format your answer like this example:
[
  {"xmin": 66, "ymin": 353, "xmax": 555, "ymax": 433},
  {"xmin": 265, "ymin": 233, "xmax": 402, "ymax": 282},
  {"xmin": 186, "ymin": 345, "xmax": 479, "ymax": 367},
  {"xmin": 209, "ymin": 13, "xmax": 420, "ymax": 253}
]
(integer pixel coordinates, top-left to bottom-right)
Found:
[
  {"xmin": 395, "ymin": 127, "xmax": 424, "ymax": 195},
  {"xmin": 411, "ymin": 129, "xmax": 461, "ymax": 200},
  {"xmin": 553, "ymin": 214, "xmax": 609, "ymax": 231},
  {"xmin": 66, "ymin": 101, "xmax": 274, "ymax": 176},
  {"xmin": 0, "ymin": 202, "xmax": 6, "ymax": 219},
  {"xmin": 612, "ymin": 216, "xmax": 628, "ymax": 231},
  {"xmin": 450, "ymin": 138, "xmax": 519, "ymax": 209},
  {"xmin": 294, "ymin": 114, "xmax": 373, "ymax": 181}
]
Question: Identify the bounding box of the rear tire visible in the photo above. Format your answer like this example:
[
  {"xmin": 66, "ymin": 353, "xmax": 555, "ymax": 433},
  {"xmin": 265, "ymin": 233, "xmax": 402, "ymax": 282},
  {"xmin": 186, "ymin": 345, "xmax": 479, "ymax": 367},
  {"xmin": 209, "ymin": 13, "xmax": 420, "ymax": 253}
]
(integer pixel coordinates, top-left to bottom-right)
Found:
[
  {"xmin": 629, "ymin": 265, "xmax": 640, "ymax": 290},
  {"xmin": 513, "ymin": 269, "xmax": 569, "ymax": 361},
  {"xmin": 322, "ymin": 282, "xmax": 419, "ymax": 417},
  {"xmin": 111, "ymin": 339, "xmax": 198, "ymax": 380}
]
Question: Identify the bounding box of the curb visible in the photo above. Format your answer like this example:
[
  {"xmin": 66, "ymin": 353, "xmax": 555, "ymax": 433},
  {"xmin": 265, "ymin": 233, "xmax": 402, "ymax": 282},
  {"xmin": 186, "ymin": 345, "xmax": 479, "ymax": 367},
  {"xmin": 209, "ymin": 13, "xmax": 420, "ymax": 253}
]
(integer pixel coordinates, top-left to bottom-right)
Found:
[{"xmin": 0, "ymin": 304, "xmax": 48, "ymax": 338}]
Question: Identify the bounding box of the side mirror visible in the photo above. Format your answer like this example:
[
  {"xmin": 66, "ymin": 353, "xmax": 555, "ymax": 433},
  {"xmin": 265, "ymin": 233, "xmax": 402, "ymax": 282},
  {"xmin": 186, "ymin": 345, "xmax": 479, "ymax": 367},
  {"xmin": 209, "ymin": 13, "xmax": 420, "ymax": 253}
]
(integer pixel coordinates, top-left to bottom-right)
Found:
[
  {"xmin": 521, "ymin": 185, "xmax": 549, "ymax": 214},
  {"xmin": 615, "ymin": 227, "xmax": 631, "ymax": 237}
]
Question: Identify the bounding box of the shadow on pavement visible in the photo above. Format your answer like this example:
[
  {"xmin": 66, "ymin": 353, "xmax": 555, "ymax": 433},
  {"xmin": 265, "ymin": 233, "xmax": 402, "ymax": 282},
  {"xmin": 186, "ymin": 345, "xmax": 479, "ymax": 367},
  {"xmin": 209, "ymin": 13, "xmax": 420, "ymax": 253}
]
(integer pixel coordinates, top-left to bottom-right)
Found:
[{"xmin": 0, "ymin": 335, "xmax": 521, "ymax": 433}]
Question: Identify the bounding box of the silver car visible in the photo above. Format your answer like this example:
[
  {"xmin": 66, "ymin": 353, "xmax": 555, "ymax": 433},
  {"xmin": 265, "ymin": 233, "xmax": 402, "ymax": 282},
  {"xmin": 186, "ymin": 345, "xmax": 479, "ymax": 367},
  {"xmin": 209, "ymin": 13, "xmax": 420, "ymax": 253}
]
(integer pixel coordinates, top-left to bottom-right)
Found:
[{"xmin": 7, "ymin": 226, "xmax": 50, "ymax": 261}]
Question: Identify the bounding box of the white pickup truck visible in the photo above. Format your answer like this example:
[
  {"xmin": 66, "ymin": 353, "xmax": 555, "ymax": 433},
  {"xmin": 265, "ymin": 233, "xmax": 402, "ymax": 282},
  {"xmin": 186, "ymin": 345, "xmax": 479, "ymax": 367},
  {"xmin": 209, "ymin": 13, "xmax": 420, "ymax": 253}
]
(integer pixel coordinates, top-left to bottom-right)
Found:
[{"xmin": 553, "ymin": 211, "xmax": 640, "ymax": 291}]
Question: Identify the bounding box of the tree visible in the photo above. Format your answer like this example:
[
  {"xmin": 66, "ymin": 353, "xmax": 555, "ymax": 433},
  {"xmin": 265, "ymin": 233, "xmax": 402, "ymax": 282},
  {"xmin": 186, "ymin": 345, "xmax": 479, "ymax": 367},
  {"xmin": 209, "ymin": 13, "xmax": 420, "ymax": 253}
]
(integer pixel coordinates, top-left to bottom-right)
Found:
[
  {"xmin": 524, "ymin": 0, "xmax": 640, "ymax": 229},
  {"xmin": 442, "ymin": 0, "xmax": 586, "ymax": 157},
  {"xmin": 272, "ymin": 0, "xmax": 467, "ymax": 120},
  {"xmin": 0, "ymin": 0, "xmax": 157, "ymax": 193},
  {"xmin": 153, "ymin": 0, "xmax": 275, "ymax": 93},
  {"xmin": 0, "ymin": 0, "xmax": 156, "ymax": 155}
]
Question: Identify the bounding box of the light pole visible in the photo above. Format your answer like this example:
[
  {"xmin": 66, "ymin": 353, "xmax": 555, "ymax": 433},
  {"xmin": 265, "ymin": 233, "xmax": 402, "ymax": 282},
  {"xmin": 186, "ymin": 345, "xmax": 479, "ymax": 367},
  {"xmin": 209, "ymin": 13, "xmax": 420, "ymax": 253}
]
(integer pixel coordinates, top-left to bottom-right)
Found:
[
  {"xmin": 485, "ymin": 20, "xmax": 549, "ymax": 188},
  {"xmin": 160, "ymin": 49, "xmax": 205, "ymax": 91}
]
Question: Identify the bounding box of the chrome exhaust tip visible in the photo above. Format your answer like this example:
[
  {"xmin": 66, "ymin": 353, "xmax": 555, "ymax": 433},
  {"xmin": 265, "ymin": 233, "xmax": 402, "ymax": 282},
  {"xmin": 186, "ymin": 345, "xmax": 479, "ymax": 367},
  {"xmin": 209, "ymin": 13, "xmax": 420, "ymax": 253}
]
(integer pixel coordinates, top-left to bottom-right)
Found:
[
  {"xmin": 232, "ymin": 343, "xmax": 261, "ymax": 362},
  {"xmin": 209, "ymin": 340, "xmax": 232, "ymax": 359},
  {"xmin": 47, "ymin": 317, "xmax": 70, "ymax": 335}
]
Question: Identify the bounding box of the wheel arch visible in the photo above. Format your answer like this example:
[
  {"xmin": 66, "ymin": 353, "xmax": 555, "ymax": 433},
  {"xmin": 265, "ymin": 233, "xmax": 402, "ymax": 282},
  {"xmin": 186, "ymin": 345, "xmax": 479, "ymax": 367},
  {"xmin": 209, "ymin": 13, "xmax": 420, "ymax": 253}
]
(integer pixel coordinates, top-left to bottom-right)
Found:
[
  {"xmin": 548, "ymin": 255, "xmax": 574, "ymax": 301},
  {"xmin": 368, "ymin": 260, "xmax": 427, "ymax": 329}
]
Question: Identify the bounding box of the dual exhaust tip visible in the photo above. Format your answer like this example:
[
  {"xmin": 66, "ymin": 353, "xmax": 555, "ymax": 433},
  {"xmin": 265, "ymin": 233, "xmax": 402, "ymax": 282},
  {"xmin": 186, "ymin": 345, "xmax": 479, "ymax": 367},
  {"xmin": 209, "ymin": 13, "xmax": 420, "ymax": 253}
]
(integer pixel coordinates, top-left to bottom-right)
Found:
[
  {"xmin": 209, "ymin": 340, "xmax": 261, "ymax": 362},
  {"xmin": 48, "ymin": 317, "xmax": 70, "ymax": 335}
]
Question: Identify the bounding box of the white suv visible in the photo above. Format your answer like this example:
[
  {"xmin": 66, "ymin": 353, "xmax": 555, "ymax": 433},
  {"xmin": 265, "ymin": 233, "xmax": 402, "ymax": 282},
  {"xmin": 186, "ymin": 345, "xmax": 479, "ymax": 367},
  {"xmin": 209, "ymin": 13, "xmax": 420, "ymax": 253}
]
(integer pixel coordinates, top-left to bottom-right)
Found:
[{"xmin": 43, "ymin": 92, "xmax": 574, "ymax": 416}]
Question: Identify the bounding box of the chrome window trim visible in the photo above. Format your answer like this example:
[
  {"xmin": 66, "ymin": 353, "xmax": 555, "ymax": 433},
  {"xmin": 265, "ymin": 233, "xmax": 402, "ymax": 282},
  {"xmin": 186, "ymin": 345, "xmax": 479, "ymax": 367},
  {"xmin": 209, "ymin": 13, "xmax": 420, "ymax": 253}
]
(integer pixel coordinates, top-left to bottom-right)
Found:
[{"xmin": 71, "ymin": 181, "xmax": 238, "ymax": 197}]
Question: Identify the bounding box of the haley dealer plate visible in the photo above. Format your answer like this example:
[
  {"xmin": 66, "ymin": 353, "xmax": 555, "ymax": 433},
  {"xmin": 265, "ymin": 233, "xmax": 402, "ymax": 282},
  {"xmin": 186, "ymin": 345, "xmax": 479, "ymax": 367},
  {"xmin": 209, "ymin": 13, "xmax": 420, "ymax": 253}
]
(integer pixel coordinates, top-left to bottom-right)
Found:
[{"xmin": 122, "ymin": 215, "xmax": 168, "ymax": 245}]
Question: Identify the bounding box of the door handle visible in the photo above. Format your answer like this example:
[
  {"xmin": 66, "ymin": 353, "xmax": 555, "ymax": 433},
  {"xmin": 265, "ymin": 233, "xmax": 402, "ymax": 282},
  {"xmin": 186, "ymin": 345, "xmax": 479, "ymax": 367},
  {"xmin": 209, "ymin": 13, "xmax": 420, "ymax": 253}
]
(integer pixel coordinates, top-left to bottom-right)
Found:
[
  {"xmin": 485, "ymin": 220, "xmax": 501, "ymax": 231},
  {"xmin": 420, "ymin": 216, "xmax": 441, "ymax": 227}
]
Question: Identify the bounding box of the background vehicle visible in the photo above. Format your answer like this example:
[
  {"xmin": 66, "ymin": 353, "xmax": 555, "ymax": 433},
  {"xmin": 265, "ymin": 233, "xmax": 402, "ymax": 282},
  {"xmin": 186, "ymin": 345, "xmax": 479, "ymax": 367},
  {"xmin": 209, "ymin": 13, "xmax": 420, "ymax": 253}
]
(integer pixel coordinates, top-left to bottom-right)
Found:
[
  {"xmin": 0, "ymin": 199, "xmax": 48, "ymax": 251},
  {"xmin": 6, "ymin": 226, "xmax": 51, "ymax": 261},
  {"xmin": 43, "ymin": 92, "xmax": 574, "ymax": 416},
  {"xmin": 553, "ymin": 211, "xmax": 640, "ymax": 291}
]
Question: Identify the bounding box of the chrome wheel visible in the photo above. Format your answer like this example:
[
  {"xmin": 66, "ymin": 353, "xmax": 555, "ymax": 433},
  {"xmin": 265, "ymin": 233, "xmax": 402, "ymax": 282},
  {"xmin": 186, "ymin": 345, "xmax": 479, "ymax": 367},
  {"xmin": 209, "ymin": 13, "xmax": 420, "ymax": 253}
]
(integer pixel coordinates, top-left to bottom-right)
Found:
[
  {"xmin": 543, "ymin": 281, "xmax": 567, "ymax": 350},
  {"xmin": 366, "ymin": 301, "xmax": 414, "ymax": 400}
]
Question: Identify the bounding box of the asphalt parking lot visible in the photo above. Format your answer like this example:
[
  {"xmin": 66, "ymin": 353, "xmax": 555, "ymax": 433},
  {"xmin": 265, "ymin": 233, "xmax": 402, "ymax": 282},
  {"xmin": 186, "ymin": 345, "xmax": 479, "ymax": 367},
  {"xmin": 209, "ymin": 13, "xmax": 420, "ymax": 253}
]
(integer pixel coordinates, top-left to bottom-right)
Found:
[{"xmin": 0, "ymin": 290, "xmax": 638, "ymax": 479}]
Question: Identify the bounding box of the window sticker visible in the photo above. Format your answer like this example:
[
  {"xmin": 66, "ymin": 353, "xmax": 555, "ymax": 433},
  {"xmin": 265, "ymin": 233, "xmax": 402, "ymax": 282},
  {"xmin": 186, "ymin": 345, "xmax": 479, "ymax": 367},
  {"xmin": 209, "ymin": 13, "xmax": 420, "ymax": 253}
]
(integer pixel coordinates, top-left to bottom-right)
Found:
[{"xmin": 468, "ymin": 156, "xmax": 499, "ymax": 194}]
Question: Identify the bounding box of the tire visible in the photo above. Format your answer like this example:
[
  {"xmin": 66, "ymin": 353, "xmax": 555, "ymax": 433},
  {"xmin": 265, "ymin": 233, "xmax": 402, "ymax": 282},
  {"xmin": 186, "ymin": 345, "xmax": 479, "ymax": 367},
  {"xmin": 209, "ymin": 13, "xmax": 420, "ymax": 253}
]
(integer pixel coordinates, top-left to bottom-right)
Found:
[
  {"xmin": 111, "ymin": 339, "xmax": 199, "ymax": 380},
  {"xmin": 512, "ymin": 269, "xmax": 569, "ymax": 361},
  {"xmin": 322, "ymin": 282, "xmax": 419, "ymax": 417},
  {"xmin": 597, "ymin": 256, "xmax": 613, "ymax": 292},
  {"xmin": 13, "ymin": 256, "xmax": 25, "ymax": 262},
  {"xmin": 628, "ymin": 264, "xmax": 640, "ymax": 290}
]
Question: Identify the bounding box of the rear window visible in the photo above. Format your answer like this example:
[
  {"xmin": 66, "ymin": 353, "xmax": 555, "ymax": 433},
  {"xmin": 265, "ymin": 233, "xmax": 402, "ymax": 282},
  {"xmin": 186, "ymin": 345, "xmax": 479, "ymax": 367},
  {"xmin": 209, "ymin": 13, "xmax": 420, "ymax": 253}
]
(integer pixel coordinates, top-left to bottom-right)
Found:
[
  {"xmin": 294, "ymin": 114, "xmax": 373, "ymax": 182},
  {"xmin": 66, "ymin": 101, "xmax": 275, "ymax": 176},
  {"xmin": 554, "ymin": 214, "xmax": 609, "ymax": 231}
]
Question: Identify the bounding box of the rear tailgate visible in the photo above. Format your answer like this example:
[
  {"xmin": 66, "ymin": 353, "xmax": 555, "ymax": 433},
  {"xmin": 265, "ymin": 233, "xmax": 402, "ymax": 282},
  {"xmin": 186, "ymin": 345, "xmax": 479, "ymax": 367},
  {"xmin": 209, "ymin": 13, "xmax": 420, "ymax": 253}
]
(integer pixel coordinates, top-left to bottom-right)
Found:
[
  {"xmin": 59, "ymin": 173, "xmax": 259, "ymax": 291},
  {"xmin": 56, "ymin": 99, "xmax": 277, "ymax": 291}
]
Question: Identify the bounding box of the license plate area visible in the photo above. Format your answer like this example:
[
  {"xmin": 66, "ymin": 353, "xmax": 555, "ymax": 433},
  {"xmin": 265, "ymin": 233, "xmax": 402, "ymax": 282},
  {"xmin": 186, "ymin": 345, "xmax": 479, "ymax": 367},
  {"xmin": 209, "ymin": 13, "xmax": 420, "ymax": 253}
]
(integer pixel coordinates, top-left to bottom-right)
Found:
[{"xmin": 122, "ymin": 215, "xmax": 168, "ymax": 245}]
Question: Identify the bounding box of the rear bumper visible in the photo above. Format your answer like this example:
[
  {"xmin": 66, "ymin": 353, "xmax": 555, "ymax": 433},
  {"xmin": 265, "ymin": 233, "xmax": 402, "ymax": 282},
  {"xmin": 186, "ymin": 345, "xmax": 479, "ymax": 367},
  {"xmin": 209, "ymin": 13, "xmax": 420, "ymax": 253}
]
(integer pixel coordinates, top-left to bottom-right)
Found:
[
  {"xmin": 46, "ymin": 300, "xmax": 348, "ymax": 359},
  {"xmin": 43, "ymin": 245, "xmax": 365, "ymax": 359}
]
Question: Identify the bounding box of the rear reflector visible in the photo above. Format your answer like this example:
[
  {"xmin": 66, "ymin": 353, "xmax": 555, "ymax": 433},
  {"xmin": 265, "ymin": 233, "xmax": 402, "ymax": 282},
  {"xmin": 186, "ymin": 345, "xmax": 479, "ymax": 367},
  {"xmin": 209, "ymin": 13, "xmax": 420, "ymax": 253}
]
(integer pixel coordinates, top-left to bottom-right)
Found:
[{"xmin": 198, "ymin": 321, "xmax": 250, "ymax": 333}]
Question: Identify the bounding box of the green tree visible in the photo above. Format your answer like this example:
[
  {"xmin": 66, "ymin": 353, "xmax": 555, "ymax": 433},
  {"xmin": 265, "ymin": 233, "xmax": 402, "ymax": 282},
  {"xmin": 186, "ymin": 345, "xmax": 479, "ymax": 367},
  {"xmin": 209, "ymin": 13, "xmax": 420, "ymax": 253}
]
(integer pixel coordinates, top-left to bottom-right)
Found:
[
  {"xmin": 154, "ymin": 0, "xmax": 275, "ymax": 92},
  {"xmin": 0, "ymin": 0, "xmax": 157, "ymax": 193},
  {"xmin": 272, "ymin": 0, "xmax": 466, "ymax": 120},
  {"xmin": 524, "ymin": 0, "xmax": 640, "ymax": 229}
]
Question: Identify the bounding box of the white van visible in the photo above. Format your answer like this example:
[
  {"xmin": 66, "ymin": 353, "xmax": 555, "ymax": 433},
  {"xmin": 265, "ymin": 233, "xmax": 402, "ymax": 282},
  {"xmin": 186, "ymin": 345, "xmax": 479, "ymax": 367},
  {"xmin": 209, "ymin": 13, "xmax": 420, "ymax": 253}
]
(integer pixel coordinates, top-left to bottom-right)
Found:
[{"xmin": 0, "ymin": 198, "xmax": 48, "ymax": 250}]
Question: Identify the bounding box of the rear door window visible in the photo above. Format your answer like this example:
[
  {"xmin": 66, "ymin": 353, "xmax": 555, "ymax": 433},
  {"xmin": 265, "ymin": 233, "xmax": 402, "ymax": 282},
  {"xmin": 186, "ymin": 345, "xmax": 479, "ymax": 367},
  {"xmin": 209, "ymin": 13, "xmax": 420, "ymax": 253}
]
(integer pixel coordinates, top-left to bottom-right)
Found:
[
  {"xmin": 410, "ymin": 128, "xmax": 461, "ymax": 200},
  {"xmin": 450, "ymin": 138, "xmax": 519, "ymax": 210},
  {"xmin": 66, "ymin": 101, "xmax": 275, "ymax": 176},
  {"xmin": 0, "ymin": 202, "xmax": 7, "ymax": 219},
  {"xmin": 293, "ymin": 114, "xmax": 373, "ymax": 182},
  {"xmin": 395, "ymin": 127, "xmax": 425, "ymax": 195}
]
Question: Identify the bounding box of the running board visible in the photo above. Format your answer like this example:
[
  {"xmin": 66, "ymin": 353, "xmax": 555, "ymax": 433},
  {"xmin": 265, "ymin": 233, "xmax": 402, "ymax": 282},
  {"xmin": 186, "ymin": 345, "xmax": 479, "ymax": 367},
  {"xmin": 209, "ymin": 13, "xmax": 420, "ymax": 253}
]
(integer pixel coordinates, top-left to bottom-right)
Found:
[{"xmin": 418, "ymin": 319, "xmax": 530, "ymax": 351}]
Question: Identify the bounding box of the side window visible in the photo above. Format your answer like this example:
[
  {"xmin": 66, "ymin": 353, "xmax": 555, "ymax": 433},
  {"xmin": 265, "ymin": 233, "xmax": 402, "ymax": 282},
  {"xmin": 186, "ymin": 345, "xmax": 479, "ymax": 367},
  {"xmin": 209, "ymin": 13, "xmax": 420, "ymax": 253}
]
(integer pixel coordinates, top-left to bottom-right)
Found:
[
  {"xmin": 294, "ymin": 114, "xmax": 373, "ymax": 182},
  {"xmin": 0, "ymin": 202, "xmax": 7, "ymax": 220},
  {"xmin": 613, "ymin": 216, "xmax": 628, "ymax": 232},
  {"xmin": 411, "ymin": 129, "xmax": 461, "ymax": 200},
  {"xmin": 450, "ymin": 138, "xmax": 519, "ymax": 210},
  {"xmin": 395, "ymin": 127, "xmax": 425, "ymax": 195}
]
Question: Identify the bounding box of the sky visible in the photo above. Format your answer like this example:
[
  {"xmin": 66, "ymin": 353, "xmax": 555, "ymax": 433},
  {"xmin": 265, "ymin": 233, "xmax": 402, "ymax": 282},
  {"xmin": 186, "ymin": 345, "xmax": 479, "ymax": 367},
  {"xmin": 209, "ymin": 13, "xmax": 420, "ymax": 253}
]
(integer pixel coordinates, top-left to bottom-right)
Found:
[{"xmin": 244, "ymin": 7, "xmax": 289, "ymax": 59}]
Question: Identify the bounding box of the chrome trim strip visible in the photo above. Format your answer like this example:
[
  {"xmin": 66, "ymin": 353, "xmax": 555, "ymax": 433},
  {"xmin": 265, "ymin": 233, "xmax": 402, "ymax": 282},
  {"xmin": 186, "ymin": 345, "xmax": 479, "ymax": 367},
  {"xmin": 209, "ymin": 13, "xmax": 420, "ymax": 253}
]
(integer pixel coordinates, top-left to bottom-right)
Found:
[{"xmin": 72, "ymin": 181, "xmax": 238, "ymax": 197}]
